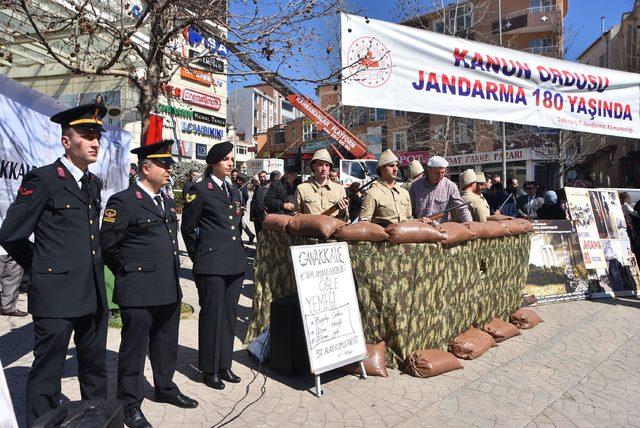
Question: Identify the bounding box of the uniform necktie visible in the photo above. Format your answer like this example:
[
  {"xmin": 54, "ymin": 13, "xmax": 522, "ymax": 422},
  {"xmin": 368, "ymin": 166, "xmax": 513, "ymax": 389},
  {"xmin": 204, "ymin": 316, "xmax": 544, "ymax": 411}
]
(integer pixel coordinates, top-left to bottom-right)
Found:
[
  {"xmin": 224, "ymin": 182, "xmax": 232, "ymax": 200},
  {"xmin": 154, "ymin": 195, "xmax": 165, "ymax": 217},
  {"xmin": 80, "ymin": 174, "xmax": 91, "ymax": 201}
]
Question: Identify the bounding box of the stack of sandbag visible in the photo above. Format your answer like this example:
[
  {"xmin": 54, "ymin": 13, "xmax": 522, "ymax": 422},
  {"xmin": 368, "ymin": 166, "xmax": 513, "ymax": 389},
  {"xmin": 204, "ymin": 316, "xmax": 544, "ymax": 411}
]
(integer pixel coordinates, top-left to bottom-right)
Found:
[
  {"xmin": 332, "ymin": 222, "xmax": 388, "ymax": 242},
  {"xmin": 482, "ymin": 318, "xmax": 521, "ymax": 343},
  {"xmin": 510, "ymin": 308, "xmax": 543, "ymax": 330},
  {"xmin": 405, "ymin": 349, "xmax": 463, "ymax": 378},
  {"xmin": 286, "ymin": 214, "xmax": 346, "ymax": 239},
  {"xmin": 262, "ymin": 214, "xmax": 293, "ymax": 233},
  {"xmin": 385, "ymin": 221, "xmax": 447, "ymax": 244},
  {"xmin": 448, "ymin": 327, "xmax": 496, "ymax": 360}
]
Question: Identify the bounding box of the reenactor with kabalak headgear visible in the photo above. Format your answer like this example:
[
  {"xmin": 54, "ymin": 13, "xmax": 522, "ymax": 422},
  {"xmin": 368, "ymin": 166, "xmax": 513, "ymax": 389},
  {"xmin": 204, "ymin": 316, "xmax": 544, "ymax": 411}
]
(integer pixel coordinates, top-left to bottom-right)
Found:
[
  {"xmin": 295, "ymin": 148, "xmax": 349, "ymax": 220},
  {"xmin": 100, "ymin": 139, "xmax": 198, "ymax": 428},
  {"xmin": 0, "ymin": 103, "xmax": 108, "ymax": 425},
  {"xmin": 360, "ymin": 149, "xmax": 412, "ymax": 226},
  {"xmin": 459, "ymin": 169, "xmax": 490, "ymax": 222}
]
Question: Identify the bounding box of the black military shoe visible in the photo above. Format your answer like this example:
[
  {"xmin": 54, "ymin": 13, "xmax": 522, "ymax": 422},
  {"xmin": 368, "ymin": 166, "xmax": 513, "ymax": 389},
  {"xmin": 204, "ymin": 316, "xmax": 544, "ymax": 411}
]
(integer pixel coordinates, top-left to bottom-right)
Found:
[
  {"xmin": 124, "ymin": 405, "xmax": 152, "ymax": 428},
  {"xmin": 203, "ymin": 372, "xmax": 225, "ymax": 390},
  {"xmin": 219, "ymin": 369, "xmax": 241, "ymax": 383},
  {"xmin": 156, "ymin": 392, "xmax": 199, "ymax": 409}
]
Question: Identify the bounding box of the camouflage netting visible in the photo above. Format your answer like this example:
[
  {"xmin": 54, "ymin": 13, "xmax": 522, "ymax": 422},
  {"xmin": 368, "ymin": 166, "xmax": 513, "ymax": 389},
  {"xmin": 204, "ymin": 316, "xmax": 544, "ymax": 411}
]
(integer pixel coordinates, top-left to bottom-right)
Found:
[{"xmin": 247, "ymin": 229, "xmax": 531, "ymax": 368}]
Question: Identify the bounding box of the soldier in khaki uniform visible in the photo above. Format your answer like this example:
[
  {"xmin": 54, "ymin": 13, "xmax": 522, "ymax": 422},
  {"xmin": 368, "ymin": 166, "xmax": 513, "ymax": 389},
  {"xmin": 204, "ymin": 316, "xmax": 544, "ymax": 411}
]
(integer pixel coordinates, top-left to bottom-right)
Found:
[
  {"xmin": 460, "ymin": 169, "xmax": 490, "ymax": 222},
  {"xmin": 295, "ymin": 149, "xmax": 349, "ymax": 220},
  {"xmin": 401, "ymin": 159, "xmax": 424, "ymax": 191},
  {"xmin": 360, "ymin": 150, "xmax": 412, "ymax": 226}
]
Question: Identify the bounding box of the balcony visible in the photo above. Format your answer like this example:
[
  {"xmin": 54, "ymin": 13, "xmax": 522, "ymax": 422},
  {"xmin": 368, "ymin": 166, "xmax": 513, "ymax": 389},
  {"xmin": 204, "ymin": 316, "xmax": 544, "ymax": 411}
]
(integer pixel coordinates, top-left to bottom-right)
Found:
[
  {"xmin": 492, "ymin": 5, "xmax": 561, "ymax": 35},
  {"xmin": 524, "ymin": 45, "xmax": 560, "ymax": 58}
]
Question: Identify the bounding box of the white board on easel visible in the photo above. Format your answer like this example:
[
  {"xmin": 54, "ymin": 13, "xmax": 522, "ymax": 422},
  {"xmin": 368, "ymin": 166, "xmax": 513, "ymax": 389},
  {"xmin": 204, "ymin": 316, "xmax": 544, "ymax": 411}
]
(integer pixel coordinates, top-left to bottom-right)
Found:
[{"xmin": 290, "ymin": 242, "xmax": 368, "ymax": 396}]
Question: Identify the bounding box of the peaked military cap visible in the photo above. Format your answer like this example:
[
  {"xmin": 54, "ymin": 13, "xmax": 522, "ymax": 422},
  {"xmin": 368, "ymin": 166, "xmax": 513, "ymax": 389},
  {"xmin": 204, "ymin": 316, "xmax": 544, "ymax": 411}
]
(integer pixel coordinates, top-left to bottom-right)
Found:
[
  {"xmin": 206, "ymin": 141, "xmax": 234, "ymax": 164},
  {"xmin": 50, "ymin": 103, "xmax": 107, "ymax": 132},
  {"xmin": 131, "ymin": 139, "xmax": 175, "ymax": 166}
]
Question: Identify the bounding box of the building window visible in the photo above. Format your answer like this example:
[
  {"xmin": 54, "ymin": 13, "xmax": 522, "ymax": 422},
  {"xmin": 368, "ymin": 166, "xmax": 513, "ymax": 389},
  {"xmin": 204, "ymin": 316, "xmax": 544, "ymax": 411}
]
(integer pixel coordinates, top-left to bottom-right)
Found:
[
  {"xmin": 530, "ymin": 0, "xmax": 554, "ymax": 13},
  {"xmin": 432, "ymin": 18, "xmax": 445, "ymax": 33},
  {"xmin": 394, "ymin": 110, "xmax": 407, "ymax": 117},
  {"xmin": 529, "ymin": 38, "xmax": 554, "ymax": 55},
  {"xmin": 447, "ymin": 3, "xmax": 473, "ymax": 32},
  {"xmin": 434, "ymin": 124, "xmax": 445, "ymax": 141},
  {"xmin": 236, "ymin": 146, "xmax": 247, "ymax": 155},
  {"xmin": 368, "ymin": 108, "xmax": 387, "ymax": 122},
  {"xmin": 454, "ymin": 119, "xmax": 475, "ymax": 146},
  {"xmin": 275, "ymin": 128, "xmax": 286, "ymax": 145},
  {"xmin": 282, "ymin": 100, "xmax": 294, "ymax": 112},
  {"xmin": 303, "ymin": 120, "xmax": 317, "ymax": 141},
  {"xmin": 353, "ymin": 107, "xmax": 367, "ymax": 127},
  {"xmin": 393, "ymin": 131, "xmax": 407, "ymax": 151}
]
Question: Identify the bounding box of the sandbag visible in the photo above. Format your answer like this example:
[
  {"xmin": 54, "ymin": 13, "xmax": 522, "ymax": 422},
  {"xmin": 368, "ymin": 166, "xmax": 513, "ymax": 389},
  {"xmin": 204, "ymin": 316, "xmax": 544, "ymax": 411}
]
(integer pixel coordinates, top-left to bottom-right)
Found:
[
  {"xmin": 482, "ymin": 318, "xmax": 521, "ymax": 343},
  {"xmin": 405, "ymin": 349, "xmax": 463, "ymax": 378},
  {"xmin": 462, "ymin": 221, "xmax": 494, "ymax": 239},
  {"xmin": 341, "ymin": 341, "xmax": 388, "ymax": 377},
  {"xmin": 332, "ymin": 222, "xmax": 388, "ymax": 242},
  {"xmin": 262, "ymin": 214, "xmax": 293, "ymax": 233},
  {"xmin": 482, "ymin": 221, "xmax": 511, "ymax": 238},
  {"xmin": 286, "ymin": 214, "xmax": 346, "ymax": 239},
  {"xmin": 488, "ymin": 214, "xmax": 514, "ymax": 221},
  {"xmin": 498, "ymin": 219, "xmax": 527, "ymax": 235},
  {"xmin": 510, "ymin": 308, "xmax": 543, "ymax": 330},
  {"xmin": 513, "ymin": 218, "xmax": 534, "ymax": 233},
  {"xmin": 437, "ymin": 222, "xmax": 478, "ymax": 245},
  {"xmin": 448, "ymin": 327, "xmax": 496, "ymax": 360},
  {"xmin": 385, "ymin": 221, "xmax": 446, "ymax": 244}
]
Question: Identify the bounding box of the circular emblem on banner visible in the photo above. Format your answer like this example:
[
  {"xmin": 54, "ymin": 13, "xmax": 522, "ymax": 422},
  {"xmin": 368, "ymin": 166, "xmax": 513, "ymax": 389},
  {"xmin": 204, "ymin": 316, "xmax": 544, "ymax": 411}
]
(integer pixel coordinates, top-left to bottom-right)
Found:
[{"xmin": 347, "ymin": 37, "xmax": 392, "ymax": 88}]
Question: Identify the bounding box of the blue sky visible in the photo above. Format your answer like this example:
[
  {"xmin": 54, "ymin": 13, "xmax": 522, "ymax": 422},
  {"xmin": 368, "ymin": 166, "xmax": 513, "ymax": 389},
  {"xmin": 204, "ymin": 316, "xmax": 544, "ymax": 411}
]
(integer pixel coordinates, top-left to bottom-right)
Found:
[{"xmin": 229, "ymin": 0, "xmax": 636, "ymax": 98}]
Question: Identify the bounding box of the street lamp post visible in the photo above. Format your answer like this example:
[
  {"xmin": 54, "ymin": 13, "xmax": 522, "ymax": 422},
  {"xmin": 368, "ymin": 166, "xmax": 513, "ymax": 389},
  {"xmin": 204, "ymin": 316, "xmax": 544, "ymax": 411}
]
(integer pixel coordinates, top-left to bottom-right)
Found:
[{"xmin": 498, "ymin": 0, "xmax": 507, "ymax": 182}]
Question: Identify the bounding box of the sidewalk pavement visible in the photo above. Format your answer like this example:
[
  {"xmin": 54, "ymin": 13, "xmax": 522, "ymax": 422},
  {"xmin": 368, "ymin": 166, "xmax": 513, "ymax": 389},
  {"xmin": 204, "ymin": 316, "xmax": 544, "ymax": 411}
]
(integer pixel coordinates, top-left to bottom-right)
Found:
[{"xmin": 2, "ymin": 216, "xmax": 640, "ymax": 427}]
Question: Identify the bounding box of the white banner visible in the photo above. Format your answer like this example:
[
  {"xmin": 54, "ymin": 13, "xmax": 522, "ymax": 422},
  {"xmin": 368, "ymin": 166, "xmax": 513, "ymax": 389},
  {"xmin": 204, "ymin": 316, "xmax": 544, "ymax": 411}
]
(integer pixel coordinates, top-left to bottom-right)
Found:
[
  {"xmin": 0, "ymin": 76, "xmax": 131, "ymax": 223},
  {"xmin": 341, "ymin": 13, "xmax": 640, "ymax": 139}
]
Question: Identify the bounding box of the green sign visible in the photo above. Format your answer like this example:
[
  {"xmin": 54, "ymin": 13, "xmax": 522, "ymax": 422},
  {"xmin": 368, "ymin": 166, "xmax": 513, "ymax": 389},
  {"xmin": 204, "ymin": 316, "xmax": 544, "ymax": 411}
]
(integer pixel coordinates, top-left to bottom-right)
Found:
[{"xmin": 156, "ymin": 104, "xmax": 193, "ymax": 119}]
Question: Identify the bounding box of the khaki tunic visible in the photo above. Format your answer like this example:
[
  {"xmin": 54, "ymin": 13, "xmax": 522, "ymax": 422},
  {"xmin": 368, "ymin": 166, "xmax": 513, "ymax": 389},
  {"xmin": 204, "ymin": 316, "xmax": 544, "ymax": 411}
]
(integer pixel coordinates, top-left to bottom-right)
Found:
[
  {"xmin": 295, "ymin": 178, "xmax": 348, "ymax": 220},
  {"xmin": 462, "ymin": 190, "xmax": 490, "ymax": 222},
  {"xmin": 360, "ymin": 181, "xmax": 412, "ymax": 225}
]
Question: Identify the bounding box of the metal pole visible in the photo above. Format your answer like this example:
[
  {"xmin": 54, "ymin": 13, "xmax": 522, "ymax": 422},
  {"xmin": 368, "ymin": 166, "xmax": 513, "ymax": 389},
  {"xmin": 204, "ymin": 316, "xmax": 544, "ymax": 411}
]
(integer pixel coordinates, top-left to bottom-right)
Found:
[{"xmin": 498, "ymin": 0, "xmax": 507, "ymax": 182}]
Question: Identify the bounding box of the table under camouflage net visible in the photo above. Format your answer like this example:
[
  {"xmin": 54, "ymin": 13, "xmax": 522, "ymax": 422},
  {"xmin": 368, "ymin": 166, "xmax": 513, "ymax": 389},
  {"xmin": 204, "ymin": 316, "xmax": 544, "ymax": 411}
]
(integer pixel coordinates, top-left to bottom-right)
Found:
[{"xmin": 247, "ymin": 229, "xmax": 531, "ymax": 368}]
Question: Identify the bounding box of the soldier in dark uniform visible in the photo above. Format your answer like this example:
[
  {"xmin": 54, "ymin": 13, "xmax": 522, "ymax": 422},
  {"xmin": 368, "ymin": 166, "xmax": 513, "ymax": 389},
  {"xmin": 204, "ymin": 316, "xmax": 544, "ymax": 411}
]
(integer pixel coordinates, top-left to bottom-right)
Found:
[
  {"xmin": 181, "ymin": 142, "xmax": 245, "ymax": 390},
  {"xmin": 100, "ymin": 140, "xmax": 198, "ymax": 428},
  {"xmin": 0, "ymin": 104, "xmax": 108, "ymax": 426}
]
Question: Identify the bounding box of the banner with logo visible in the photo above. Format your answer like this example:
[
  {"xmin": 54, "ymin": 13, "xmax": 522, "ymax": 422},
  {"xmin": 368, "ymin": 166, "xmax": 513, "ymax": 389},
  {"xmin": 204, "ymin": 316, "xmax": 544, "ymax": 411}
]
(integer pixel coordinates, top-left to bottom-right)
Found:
[
  {"xmin": 340, "ymin": 13, "xmax": 640, "ymax": 139},
  {"xmin": 525, "ymin": 220, "xmax": 590, "ymax": 302},
  {"xmin": 0, "ymin": 75, "xmax": 131, "ymax": 223}
]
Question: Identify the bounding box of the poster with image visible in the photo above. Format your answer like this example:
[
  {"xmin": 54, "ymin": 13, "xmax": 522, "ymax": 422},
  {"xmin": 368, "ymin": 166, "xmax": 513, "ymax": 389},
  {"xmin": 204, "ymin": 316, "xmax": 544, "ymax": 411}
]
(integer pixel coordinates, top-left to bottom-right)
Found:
[
  {"xmin": 565, "ymin": 188, "xmax": 608, "ymax": 269},
  {"xmin": 525, "ymin": 220, "xmax": 590, "ymax": 302}
]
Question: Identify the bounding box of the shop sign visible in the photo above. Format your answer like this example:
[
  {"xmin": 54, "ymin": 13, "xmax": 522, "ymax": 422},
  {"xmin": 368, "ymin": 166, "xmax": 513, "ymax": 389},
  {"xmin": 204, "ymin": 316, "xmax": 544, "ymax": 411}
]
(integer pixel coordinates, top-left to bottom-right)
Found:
[
  {"xmin": 182, "ymin": 88, "xmax": 221, "ymax": 111},
  {"xmin": 180, "ymin": 67, "xmax": 213, "ymax": 86},
  {"xmin": 156, "ymin": 103, "xmax": 193, "ymax": 119},
  {"xmin": 301, "ymin": 139, "xmax": 331, "ymax": 153},
  {"xmin": 192, "ymin": 110, "xmax": 226, "ymax": 127},
  {"xmin": 181, "ymin": 122, "xmax": 225, "ymax": 140},
  {"xmin": 447, "ymin": 148, "xmax": 533, "ymax": 167},
  {"xmin": 195, "ymin": 143, "xmax": 208, "ymax": 160},
  {"xmin": 188, "ymin": 49, "xmax": 225, "ymax": 73},
  {"xmin": 395, "ymin": 150, "xmax": 429, "ymax": 166}
]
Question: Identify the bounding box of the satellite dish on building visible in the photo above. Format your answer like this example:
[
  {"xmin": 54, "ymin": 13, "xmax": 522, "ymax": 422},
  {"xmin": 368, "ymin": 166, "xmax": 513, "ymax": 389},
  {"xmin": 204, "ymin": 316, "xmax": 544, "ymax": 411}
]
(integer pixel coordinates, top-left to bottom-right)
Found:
[{"xmin": 107, "ymin": 106, "xmax": 123, "ymax": 118}]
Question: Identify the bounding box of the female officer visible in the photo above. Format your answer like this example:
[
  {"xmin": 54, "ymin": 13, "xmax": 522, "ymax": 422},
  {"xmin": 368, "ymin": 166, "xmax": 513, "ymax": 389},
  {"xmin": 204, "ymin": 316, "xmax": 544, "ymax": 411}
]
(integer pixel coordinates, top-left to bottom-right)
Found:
[
  {"xmin": 360, "ymin": 149, "xmax": 412, "ymax": 226},
  {"xmin": 181, "ymin": 142, "xmax": 245, "ymax": 390}
]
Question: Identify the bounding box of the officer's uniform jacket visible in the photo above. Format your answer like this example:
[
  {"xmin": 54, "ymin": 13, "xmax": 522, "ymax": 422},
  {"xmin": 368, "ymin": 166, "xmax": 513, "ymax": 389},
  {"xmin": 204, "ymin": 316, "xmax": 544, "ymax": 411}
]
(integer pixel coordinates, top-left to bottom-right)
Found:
[
  {"xmin": 295, "ymin": 178, "xmax": 348, "ymax": 220},
  {"xmin": 0, "ymin": 159, "xmax": 106, "ymax": 318},
  {"xmin": 360, "ymin": 181, "xmax": 412, "ymax": 225},
  {"xmin": 100, "ymin": 184, "xmax": 181, "ymax": 307},
  {"xmin": 181, "ymin": 175, "xmax": 245, "ymax": 276},
  {"xmin": 462, "ymin": 190, "xmax": 490, "ymax": 222}
]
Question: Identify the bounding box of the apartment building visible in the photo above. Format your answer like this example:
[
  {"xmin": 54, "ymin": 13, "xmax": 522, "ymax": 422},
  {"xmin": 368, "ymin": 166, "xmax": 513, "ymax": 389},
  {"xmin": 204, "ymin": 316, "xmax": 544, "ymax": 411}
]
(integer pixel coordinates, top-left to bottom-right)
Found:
[
  {"xmin": 577, "ymin": 1, "xmax": 640, "ymax": 188},
  {"xmin": 402, "ymin": 0, "xmax": 568, "ymax": 187},
  {"xmin": 1, "ymin": 6, "xmax": 229, "ymax": 165},
  {"xmin": 229, "ymin": 84, "xmax": 302, "ymax": 151}
]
